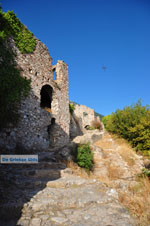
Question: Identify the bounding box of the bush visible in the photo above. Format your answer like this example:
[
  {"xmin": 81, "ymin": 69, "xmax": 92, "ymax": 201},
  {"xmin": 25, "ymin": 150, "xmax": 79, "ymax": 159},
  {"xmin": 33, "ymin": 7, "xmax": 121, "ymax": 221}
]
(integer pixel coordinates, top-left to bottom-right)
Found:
[
  {"xmin": 0, "ymin": 39, "xmax": 31, "ymax": 129},
  {"xmin": 69, "ymin": 103, "xmax": 75, "ymax": 115},
  {"xmin": 0, "ymin": 9, "xmax": 36, "ymax": 53},
  {"xmin": 104, "ymin": 100, "xmax": 150, "ymax": 152},
  {"xmin": 102, "ymin": 115, "xmax": 112, "ymax": 128},
  {"xmin": 0, "ymin": 8, "xmax": 31, "ymax": 129},
  {"xmin": 75, "ymin": 143, "xmax": 93, "ymax": 170},
  {"xmin": 138, "ymin": 168, "xmax": 150, "ymax": 178}
]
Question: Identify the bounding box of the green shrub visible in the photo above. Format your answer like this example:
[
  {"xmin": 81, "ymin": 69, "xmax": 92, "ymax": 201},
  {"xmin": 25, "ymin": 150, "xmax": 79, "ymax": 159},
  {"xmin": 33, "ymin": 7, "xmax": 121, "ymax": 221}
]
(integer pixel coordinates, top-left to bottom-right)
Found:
[
  {"xmin": 75, "ymin": 143, "xmax": 94, "ymax": 170},
  {"xmin": 69, "ymin": 103, "xmax": 75, "ymax": 115},
  {"xmin": 0, "ymin": 39, "xmax": 31, "ymax": 129},
  {"xmin": 138, "ymin": 168, "xmax": 150, "ymax": 178},
  {"xmin": 102, "ymin": 115, "xmax": 112, "ymax": 128},
  {"xmin": 104, "ymin": 100, "xmax": 150, "ymax": 153},
  {"xmin": 0, "ymin": 8, "xmax": 31, "ymax": 129},
  {"xmin": 0, "ymin": 9, "xmax": 36, "ymax": 53}
]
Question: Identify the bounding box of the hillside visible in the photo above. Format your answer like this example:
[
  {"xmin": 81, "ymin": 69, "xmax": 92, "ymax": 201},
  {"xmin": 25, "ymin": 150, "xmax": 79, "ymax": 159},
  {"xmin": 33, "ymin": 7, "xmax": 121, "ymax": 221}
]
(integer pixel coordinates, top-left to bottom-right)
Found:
[
  {"xmin": 0, "ymin": 130, "xmax": 137, "ymax": 226},
  {"xmin": 70, "ymin": 132, "xmax": 150, "ymax": 226},
  {"xmin": 1, "ymin": 120, "xmax": 150, "ymax": 225}
]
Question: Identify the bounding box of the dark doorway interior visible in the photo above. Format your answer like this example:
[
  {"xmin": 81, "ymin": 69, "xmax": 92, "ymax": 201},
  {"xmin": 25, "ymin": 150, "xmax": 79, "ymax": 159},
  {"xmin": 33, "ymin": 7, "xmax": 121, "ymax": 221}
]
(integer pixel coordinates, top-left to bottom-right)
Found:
[{"xmin": 40, "ymin": 85, "xmax": 53, "ymax": 109}]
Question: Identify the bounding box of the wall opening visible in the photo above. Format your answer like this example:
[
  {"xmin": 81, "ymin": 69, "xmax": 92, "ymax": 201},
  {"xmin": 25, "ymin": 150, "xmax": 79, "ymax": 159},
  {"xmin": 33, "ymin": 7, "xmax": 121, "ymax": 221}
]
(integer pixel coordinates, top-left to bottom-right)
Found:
[
  {"xmin": 53, "ymin": 70, "xmax": 56, "ymax": 80},
  {"xmin": 40, "ymin": 85, "xmax": 53, "ymax": 109},
  {"xmin": 51, "ymin": 118, "xmax": 56, "ymax": 125},
  {"xmin": 52, "ymin": 66, "xmax": 56, "ymax": 80}
]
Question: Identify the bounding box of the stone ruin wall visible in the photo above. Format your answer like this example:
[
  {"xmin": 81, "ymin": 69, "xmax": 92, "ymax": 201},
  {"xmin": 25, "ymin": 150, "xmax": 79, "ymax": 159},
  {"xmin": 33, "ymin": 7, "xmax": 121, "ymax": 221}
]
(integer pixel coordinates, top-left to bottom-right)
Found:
[
  {"xmin": 0, "ymin": 38, "xmax": 70, "ymax": 151},
  {"xmin": 70, "ymin": 104, "xmax": 99, "ymax": 139},
  {"xmin": 74, "ymin": 104, "xmax": 96, "ymax": 129}
]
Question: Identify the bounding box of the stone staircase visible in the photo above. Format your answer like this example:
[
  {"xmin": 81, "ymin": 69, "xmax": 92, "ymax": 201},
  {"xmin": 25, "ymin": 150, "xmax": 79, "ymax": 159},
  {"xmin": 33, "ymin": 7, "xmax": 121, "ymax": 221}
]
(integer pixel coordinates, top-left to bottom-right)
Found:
[
  {"xmin": 93, "ymin": 133, "xmax": 144, "ymax": 190},
  {"xmin": 0, "ymin": 152, "xmax": 66, "ymax": 226},
  {"xmin": 0, "ymin": 132, "xmax": 139, "ymax": 226},
  {"xmin": 17, "ymin": 175, "xmax": 134, "ymax": 226}
]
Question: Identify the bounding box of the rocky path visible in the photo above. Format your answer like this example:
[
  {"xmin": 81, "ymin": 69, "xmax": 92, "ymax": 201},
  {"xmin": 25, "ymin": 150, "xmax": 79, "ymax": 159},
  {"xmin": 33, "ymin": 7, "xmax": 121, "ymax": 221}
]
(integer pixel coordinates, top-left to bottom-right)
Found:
[
  {"xmin": 17, "ymin": 173, "xmax": 134, "ymax": 226},
  {"xmin": 0, "ymin": 131, "xmax": 140, "ymax": 226},
  {"xmin": 93, "ymin": 133, "xmax": 144, "ymax": 190}
]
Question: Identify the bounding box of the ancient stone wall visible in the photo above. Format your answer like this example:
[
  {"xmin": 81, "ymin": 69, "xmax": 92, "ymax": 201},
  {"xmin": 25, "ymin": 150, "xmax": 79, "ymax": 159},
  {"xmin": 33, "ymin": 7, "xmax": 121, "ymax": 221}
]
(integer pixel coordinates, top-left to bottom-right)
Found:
[
  {"xmin": 74, "ymin": 104, "xmax": 96, "ymax": 129},
  {"xmin": 70, "ymin": 104, "xmax": 97, "ymax": 139},
  {"xmin": 0, "ymin": 38, "xmax": 70, "ymax": 151},
  {"xmin": 69, "ymin": 114, "xmax": 83, "ymax": 139}
]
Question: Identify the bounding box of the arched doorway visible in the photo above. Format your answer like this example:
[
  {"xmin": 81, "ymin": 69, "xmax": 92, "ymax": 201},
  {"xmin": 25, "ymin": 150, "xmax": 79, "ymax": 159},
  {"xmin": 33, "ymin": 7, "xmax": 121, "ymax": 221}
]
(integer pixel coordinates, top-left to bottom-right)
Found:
[{"xmin": 40, "ymin": 85, "xmax": 53, "ymax": 109}]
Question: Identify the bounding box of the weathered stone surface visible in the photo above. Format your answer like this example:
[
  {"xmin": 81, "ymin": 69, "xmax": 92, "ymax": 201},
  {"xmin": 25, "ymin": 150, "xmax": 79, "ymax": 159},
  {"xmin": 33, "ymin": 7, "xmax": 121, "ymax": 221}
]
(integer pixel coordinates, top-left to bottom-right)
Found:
[
  {"xmin": 93, "ymin": 133, "xmax": 144, "ymax": 190},
  {"xmin": 144, "ymin": 159, "xmax": 150, "ymax": 169},
  {"xmin": 59, "ymin": 146, "xmax": 73, "ymax": 161},
  {"xmin": 74, "ymin": 104, "xmax": 96, "ymax": 129},
  {"xmin": 0, "ymin": 39, "xmax": 70, "ymax": 151},
  {"xmin": 30, "ymin": 218, "xmax": 41, "ymax": 226},
  {"xmin": 70, "ymin": 103, "xmax": 104, "ymax": 139},
  {"xmin": 16, "ymin": 175, "xmax": 134, "ymax": 226},
  {"xmin": 73, "ymin": 130, "xmax": 104, "ymax": 145},
  {"xmin": 0, "ymin": 132, "xmax": 139, "ymax": 226},
  {"xmin": 69, "ymin": 114, "xmax": 83, "ymax": 139}
]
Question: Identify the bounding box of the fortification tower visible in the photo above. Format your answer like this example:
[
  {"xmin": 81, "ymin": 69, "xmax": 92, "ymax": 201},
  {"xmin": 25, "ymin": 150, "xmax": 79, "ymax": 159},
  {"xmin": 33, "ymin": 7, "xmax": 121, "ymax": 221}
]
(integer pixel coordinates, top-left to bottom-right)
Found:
[{"xmin": 0, "ymin": 38, "xmax": 70, "ymax": 151}]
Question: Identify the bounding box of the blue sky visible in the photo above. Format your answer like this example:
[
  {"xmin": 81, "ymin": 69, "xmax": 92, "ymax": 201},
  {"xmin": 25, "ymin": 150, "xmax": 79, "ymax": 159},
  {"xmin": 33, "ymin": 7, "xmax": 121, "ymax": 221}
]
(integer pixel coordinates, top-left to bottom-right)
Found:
[{"xmin": 2, "ymin": 0, "xmax": 150, "ymax": 116}]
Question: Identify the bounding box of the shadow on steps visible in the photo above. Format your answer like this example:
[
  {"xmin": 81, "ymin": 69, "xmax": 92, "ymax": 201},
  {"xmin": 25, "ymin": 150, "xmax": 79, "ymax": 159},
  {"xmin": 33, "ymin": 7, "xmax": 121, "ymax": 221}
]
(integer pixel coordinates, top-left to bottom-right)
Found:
[{"xmin": 0, "ymin": 153, "xmax": 66, "ymax": 226}]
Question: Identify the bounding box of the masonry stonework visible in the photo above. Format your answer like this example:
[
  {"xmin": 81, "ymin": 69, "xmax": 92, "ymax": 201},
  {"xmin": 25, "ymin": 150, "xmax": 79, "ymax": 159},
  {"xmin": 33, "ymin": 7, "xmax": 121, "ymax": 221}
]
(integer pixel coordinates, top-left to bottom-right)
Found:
[
  {"xmin": 0, "ymin": 38, "xmax": 70, "ymax": 151},
  {"xmin": 70, "ymin": 104, "xmax": 98, "ymax": 139},
  {"xmin": 74, "ymin": 104, "xmax": 96, "ymax": 129}
]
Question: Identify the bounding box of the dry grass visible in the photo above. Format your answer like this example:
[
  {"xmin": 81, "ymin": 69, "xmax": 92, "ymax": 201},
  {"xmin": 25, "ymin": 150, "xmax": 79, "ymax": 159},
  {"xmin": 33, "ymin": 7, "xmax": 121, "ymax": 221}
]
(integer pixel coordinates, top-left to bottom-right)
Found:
[
  {"xmin": 66, "ymin": 160, "xmax": 117, "ymax": 187},
  {"xmin": 118, "ymin": 147, "xmax": 136, "ymax": 166},
  {"xmin": 91, "ymin": 119, "xmax": 103, "ymax": 130},
  {"xmin": 119, "ymin": 177, "xmax": 150, "ymax": 226},
  {"xmin": 67, "ymin": 132, "xmax": 150, "ymax": 225},
  {"xmin": 44, "ymin": 107, "xmax": 52, "ymax": 113},
  {"xmin": 95, "ymin": 133, "xmax": 114, "ymax": 149},
  {"xmin": 107, "ymin": 163, "xmax": 124, "ymax": 180},
  {"xmin": 95, "ymin": 133, "xmax": 150, "ymax": 225},
  {"xmin": 112, "ymin": 135, "xmax": 138, "ymax": 167},
  {"xmin": 66, "ymin": 161, "xmax": 94, "ymax": 179},
  {"xmin": 96, "ymin": 133, "xmax": 137, "ymax": 167}
]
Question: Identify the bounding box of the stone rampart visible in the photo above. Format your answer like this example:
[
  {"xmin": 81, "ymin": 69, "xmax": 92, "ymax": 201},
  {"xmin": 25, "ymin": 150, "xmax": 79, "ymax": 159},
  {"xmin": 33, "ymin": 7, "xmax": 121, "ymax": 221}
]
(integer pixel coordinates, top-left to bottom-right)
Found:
[{"xmin": 0, "ymin": 38, "xmax": 70, "ymax": 151}]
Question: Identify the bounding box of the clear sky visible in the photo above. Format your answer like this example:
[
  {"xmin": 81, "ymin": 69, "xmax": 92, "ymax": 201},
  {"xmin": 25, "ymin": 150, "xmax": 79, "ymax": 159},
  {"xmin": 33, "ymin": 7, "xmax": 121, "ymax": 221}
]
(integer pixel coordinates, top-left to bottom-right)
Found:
[{"xmin": 2, "ymin": 0, "xmax": 150, "ymax": 116}]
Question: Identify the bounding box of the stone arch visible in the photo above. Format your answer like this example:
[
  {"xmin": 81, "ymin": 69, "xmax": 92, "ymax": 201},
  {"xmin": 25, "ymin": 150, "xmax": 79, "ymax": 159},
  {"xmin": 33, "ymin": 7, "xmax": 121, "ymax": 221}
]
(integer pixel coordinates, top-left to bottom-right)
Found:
[{"xmin": 40, "ymin": 84, "xmax": 53, "ymax": 109}]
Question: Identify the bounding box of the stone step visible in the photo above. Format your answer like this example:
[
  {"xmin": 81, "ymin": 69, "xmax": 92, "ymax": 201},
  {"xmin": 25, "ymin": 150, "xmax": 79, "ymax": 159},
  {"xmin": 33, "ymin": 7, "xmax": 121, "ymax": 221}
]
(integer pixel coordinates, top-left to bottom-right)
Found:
[
  {"xmin": 20, "ymin": 162, "xmax": 65, "ymax": 170},
  {"xmin": 16, "ymin": 168, "xmax": 61, "ymax": 179},
  {"xmin": 0, "ymin": 204, "xmax": 23, "ymax": 226},
  {"xmin": 0, "ymin": 168, "xmax": 62, "ymax": 187},
  {"xmin": 15, "ymin": 177, "xmax": 52, "ymax": 189},
  {"xmin": 0, "ymin": 161, "xmax": 66, "ymax": 170},
  {"xmin": 0, "ymin": 162, "xmax": 66, "ymax": 184}
]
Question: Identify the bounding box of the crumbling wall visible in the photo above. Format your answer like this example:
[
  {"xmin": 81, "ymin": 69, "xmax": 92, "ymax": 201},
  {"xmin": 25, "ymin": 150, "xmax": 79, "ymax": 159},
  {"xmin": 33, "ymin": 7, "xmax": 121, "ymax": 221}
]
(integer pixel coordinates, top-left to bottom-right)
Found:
[
  {"xmin": 74, "ymin": 104, "xmax": 96, "ymax": 129},
  {"xmin": 69, "ymin": 114, "xmax": 83, "ymax": 140},
  {"xmin": 70, "ymin": 104, "xmax": 97, "ymax": 139},
  {"xmin": 0, "ymin": 38, "xmax": 70, "ymax": 151},
  {"xmin": 49, "ymin": 61, "xmax": 70, "ymax": 148}
]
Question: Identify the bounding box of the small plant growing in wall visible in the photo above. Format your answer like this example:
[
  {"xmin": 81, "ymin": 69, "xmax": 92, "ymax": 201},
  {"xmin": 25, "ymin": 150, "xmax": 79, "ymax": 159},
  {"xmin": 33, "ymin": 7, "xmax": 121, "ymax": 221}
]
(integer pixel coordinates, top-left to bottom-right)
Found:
[
  {"xmin": 75, "ymin": 143, "xmax": 94, "ymax": 171},
  {"xmin": 69, "ymin": 103, "xmax": 75, "ymax": 115}
]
